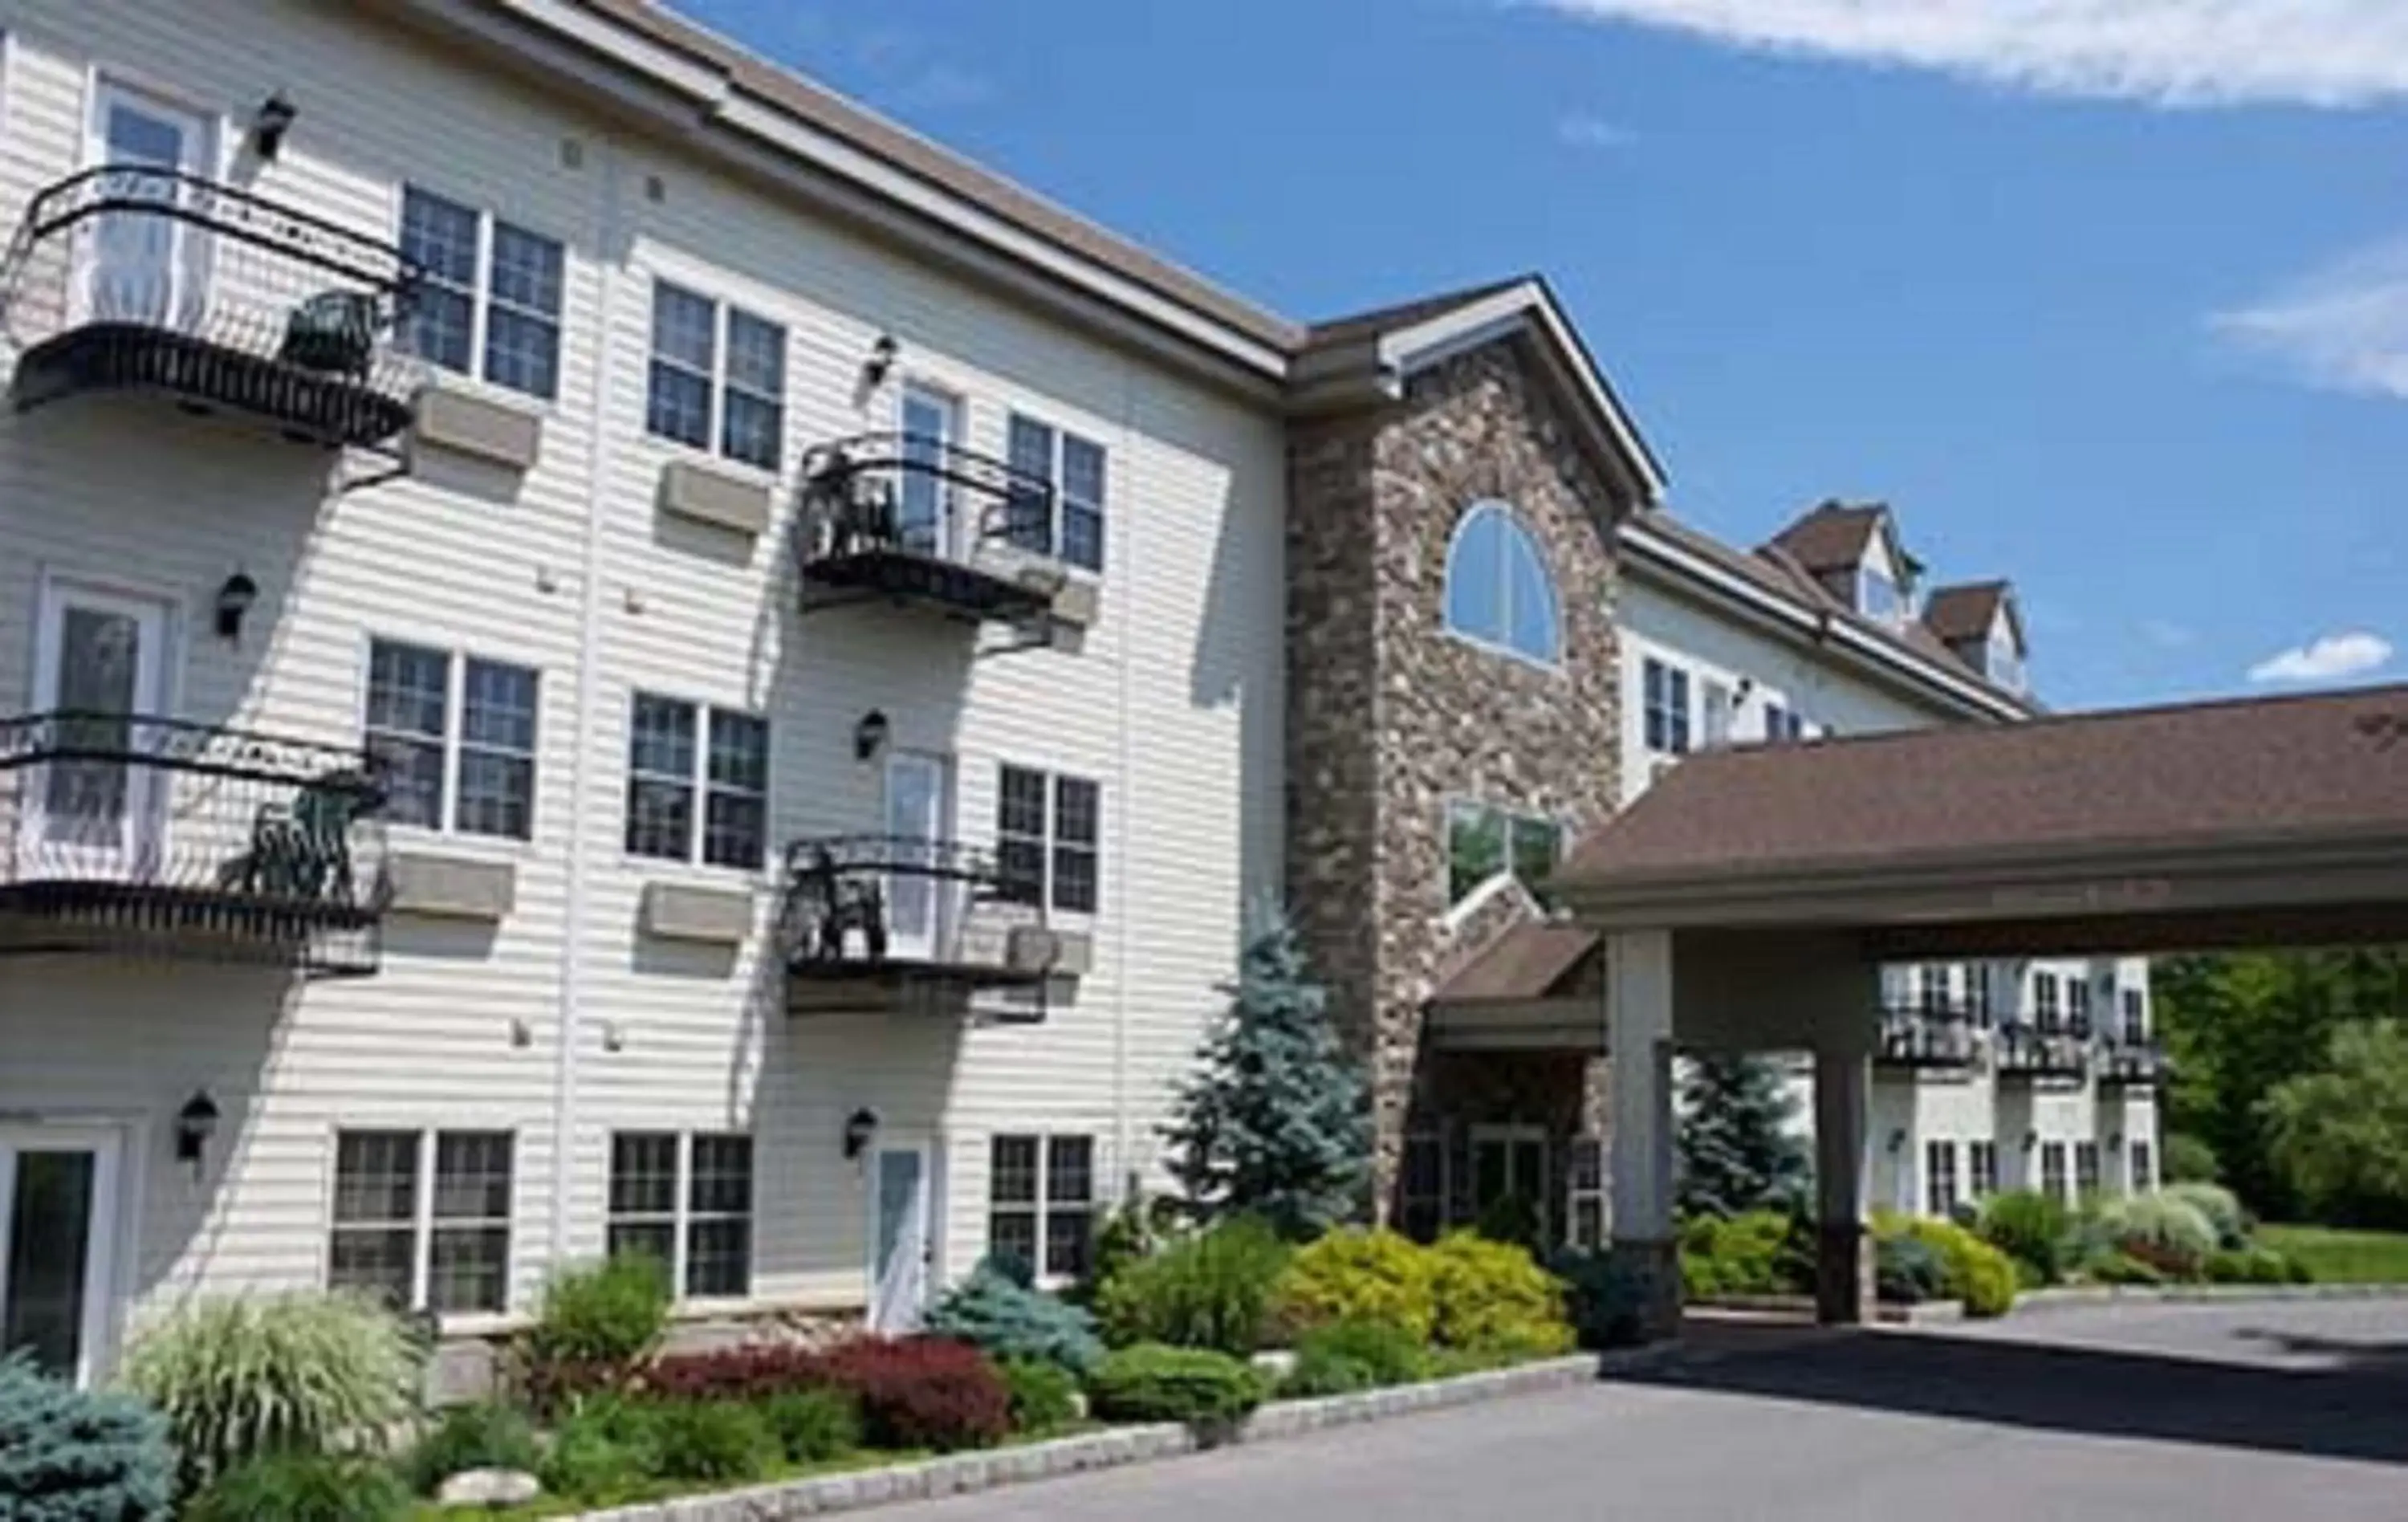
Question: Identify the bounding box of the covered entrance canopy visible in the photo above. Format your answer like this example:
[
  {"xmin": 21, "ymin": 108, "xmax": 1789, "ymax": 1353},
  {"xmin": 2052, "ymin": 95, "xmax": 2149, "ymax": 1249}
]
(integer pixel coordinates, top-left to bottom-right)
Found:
[{"xmin": 1550, "ymin": 683, "xmax": 2408, "ymax": 1336}]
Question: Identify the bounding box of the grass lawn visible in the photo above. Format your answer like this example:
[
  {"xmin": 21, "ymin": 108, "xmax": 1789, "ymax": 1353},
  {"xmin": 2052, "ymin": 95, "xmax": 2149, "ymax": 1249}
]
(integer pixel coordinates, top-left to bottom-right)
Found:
[{"xmin": 2258, "ymin": 1224, "xmax": 2408, "ymax": 1284}]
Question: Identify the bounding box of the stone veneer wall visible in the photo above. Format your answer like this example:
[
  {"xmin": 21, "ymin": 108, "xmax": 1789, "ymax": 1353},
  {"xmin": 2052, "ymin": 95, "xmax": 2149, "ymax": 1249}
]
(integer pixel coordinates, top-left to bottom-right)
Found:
[{"xmin": 1286, "ymin": 336, "xmax": 1631, "ymax": 1214}]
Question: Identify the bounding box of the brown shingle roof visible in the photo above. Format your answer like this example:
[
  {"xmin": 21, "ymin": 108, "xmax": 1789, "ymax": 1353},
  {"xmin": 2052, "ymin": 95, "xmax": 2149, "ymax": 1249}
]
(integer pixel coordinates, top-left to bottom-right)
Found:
[
  {"xmin": 1560, "ymin": 683, "xmax": 2408, "ymax": 889},
  {"xmin": 1768, "ymin": 501, "xmax": 1886, "ymax": 572},
  {"xmin": 1432, "ymin": 922, "xmax": 1601, "ymax": 1004},
  {"xmin": 1924, "ymin": 582, "xmax": 2010, "ymax": 646},
  {"xmin": 1300, "ymin": 276, "xmax": 1535, "ymax": 352}
]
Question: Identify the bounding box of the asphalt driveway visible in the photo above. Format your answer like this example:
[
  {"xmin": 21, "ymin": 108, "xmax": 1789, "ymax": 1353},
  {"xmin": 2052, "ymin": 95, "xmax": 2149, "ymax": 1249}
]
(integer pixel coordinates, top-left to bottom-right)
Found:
[{"xmin": 880, "ymin": 1299, "xmax": 2408, "ymax": 1522}]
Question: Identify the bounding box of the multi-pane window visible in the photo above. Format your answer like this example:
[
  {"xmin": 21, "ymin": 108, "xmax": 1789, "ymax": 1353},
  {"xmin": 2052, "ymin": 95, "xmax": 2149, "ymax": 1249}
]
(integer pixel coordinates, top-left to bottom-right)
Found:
[
  {"xmin": 1446, "ymin": 801, "xmax": 1561, "ymax": 908},
  {"xmin": 1443, "ymin": 503, "xmax": 1560, "ymax": 665},
  {"xmin": 2129, "ymin": 1141, "xmax": 2154, "ymax": 1194},
  {"xmin": 2041, "ymin": 1141, "xmax": 2069, "ymax": 1203},
  {"xmin": 986, "ymin": 1135, "xmax": 1096, "ymax": 1281},
  {"xmin": 328, "ymin": 1129, "xmax": 514, "ymax": 1315},
  {"xmin": 607, "ymin": 1132, "xmax": 755, "ymax": 1300},
  {"xmin": 1916, "ymin": 965, "xmax": 1950, "ymax": 1014},
  {"xmin": 1762, "ymin": 703, "xmax": 1806, "ymax": 744},
  {"xmin": 2032, "ymin": 971, "xmax": 2063, "ymax": 1032},
  {"xmin": 1003, "ymin": 414, "xmax": 1107, "ymax": 572},
  {"xmin": 625, "ymin": 695, "xmax": 770, "ymax": 869},
  {"xmin": 645, "ymin": 282, "xmax": 787, "ymax": 471},
  {"xmin": 2121, "ymin": 987, "xmax": 2147, "ymax": 1044},
  {"xmin": 365, "ymin": 640, "xmax": 539, "ymax": 840},
  {"xmin": 2074, "ymin": 1142, "xmax": 2101, "ymax": 1200},
  {"xmin": 1400, "ymin": 1132, "xmax": 1446, "ymax": 1244},
  {"xmin": 1967, "ymin": 966, "xmax": 1994, "ymax": 1028},
  {"xmin": 1566, "ymin": 1137, "xmax": 1608, "ymax": 1250},
  {"xmin": 995, "ymin": 765, "xmax": 1100, "ymax": 914},
  {"xmin": 397, "ymin": 187, "xmax": 563, "ymax": 401},
  {"xmin": 1642, "ymin": 659, "xmax": 1691, "ymax": 755},
  {"xmin": 2067, "ymin": 978, "xmax": 2093, "ymax": 1038},
  {"xmin": 1925, "ymin": 1140, "xmax": 1959, "ymax": 1219},
  {"xmin": 1968, "ymin": 1140, "xmax": 1999, "ymax": 1199},
  {"xmin": 1700, "ymin": 680, "xmax": 1735, "ymax": 749}
]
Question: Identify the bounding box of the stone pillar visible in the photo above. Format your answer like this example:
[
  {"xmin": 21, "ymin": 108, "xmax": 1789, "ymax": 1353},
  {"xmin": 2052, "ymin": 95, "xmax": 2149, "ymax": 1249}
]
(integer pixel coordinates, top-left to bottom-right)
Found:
[
  {"xmin": 1607, "ymin": 929, "xmax": 1679, "ymax": 1341},
  {"xmin": 1812, "ymin": 1043, "xmax": 1875, "ymax": 1325}
]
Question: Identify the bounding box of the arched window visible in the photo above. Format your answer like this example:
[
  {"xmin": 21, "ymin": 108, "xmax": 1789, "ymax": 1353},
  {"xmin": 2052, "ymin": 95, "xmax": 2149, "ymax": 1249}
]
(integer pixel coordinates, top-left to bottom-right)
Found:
[{"xmin": 1443, "ymin": 502, "xmax": 1560, "ymax": 665}]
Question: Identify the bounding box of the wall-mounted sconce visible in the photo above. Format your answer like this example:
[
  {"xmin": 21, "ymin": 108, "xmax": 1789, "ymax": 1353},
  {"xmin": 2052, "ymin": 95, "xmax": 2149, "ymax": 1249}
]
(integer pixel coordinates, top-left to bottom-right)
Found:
[
  {"xmin": 853, "ymin": 709, "xmax": 890, "ymax": 763},
  {"xmin": 1733, "ymin": 677, "xmax": 1755, "ymax": 703},
  {"xmin": 2022, "ymin": 1130, "xmax": 2040, "ymax": 1152},
  {"xmin": 214, "ymin": 572, "xmax": 258, "ymax": 642},
  {"xmin": 843, "ymin": 1106, "xmax": 881, "ymax": 1161},
  {"xmin": 860, "ymin": 333, "xmax": 898, "ymax": 392},
  {"xmin": 2108, "ymin": 1133, "xmax": 2124, "ymax": 1151},
  {"xmin": 251, "ymin": 91, "xmax": 298, "ymax": 160},
  {"xmin": 175, "ymin": 1090, "xmax": 222, "ymax": 1174},
  {"xmin": 1885, "ymin": 1128, "xmax": 1906, "ymax": 1154}
]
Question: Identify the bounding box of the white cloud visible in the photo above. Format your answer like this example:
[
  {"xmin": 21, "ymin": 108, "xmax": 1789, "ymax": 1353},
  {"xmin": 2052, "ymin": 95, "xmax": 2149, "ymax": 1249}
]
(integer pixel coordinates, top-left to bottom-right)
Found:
[
  {"xmin": 1526, "ymin": 2, "xmax": 2408, "ymax": 108},
  {"xmin": 1556, "ymin": 112, "xmax": 1637, "ymax": 149},
  {"xmin": 2211, "ymin": 238, "xmax": 2408, "ymax": 400},
  {"xmin": 2140, "ymin": 619, "xmax": 2197, "ymax": 650},
  {"xmin": 2247, "ymin": 631, "xmax": 2395, "ymax": 684}
]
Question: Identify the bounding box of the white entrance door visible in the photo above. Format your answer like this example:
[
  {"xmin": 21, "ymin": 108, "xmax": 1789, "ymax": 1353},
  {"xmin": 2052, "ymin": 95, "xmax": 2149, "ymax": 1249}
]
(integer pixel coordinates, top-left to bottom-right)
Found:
[
  {"xmin": 27, "ymin": 582, "xmax": 170, "ymax": 878},
  {"xmin": 1470, "ymin": 1125, "xmax": 1550, "ymax": 1243},
  {"xmin": 867, "ymin": 1143, "xmax": 934, "ymax": 1333},
  {"xmin": 0, "ymin": 1128, "xmax": 123, "ymax": 1389},
  {"xmin": 896, "ymin": 384, "xmax": 959, "ymax": 558},
  {"xmin": 883, "ymin": 752, "xmax": 950, "ymax": 962},
  {"xmin": 87, "ymin": 83, "xmax": 212, "ymax": 328}
]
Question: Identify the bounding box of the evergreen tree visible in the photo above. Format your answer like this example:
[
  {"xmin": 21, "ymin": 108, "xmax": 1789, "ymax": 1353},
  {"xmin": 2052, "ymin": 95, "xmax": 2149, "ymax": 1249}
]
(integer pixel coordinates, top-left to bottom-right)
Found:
[
  {"xmin": 1677, "ymin": 1056, "xmax": 1810, "ymax": 1219},
  {"xmin": 1163, "ymin": 901, "xmax": 1371, "ymax": 1239}
]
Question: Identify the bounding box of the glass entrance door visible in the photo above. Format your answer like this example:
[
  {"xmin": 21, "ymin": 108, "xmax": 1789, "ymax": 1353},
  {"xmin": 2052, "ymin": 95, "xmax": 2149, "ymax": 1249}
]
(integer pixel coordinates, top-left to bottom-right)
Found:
[
  {"xmin": 867, "ymin": 1145, "xmax": 931, "ymax": 1334},
  {"xmin": 87, "ymin": 83, "xmax": 211, "ymax": 328},
  {"xmin": 896, "ymin": 385, "xmax": 958, "ymax": 557},
  {"xmin": 28, "ymin": 582, "xmax": 169, "ymax": 876},
  {"xmin": 0, "ymin": 1129, "xmax": 121, "ymax": 1388},
  {"xmin": 882, "ymin": 752, "xmax": 949, "ymax": 962},
  {"xmin": 1470, "ymin": 1125, "xmax": 1549, "ymax": 1246}
]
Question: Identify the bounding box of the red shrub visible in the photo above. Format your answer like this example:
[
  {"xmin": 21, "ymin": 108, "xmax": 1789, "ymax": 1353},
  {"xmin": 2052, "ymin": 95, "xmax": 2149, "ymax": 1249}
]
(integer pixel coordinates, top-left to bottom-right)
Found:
[
  {"xmin": 644, "ymin": 1345, "xmax": 824, "ymax": 1402},
  {"xmin": 802, "ymin": 1337, "xmax": 1011, "ymax": 1452}
]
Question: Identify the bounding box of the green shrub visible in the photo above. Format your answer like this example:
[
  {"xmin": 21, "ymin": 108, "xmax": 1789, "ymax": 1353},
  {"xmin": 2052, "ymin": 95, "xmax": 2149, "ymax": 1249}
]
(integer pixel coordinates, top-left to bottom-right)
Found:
[
  {"xmin": 1095, "ymin": 1218, "xmax": 1291, "ymax": 1356},
  {"xmin": 1875, "ymin": 1234, "xmax": 1949, "ymax": 1304},
  {"xmin": 405, "ymin": 1399, "xmax": 540, "ymax": 1494},
  {"xmin": 519, "ymin": 1253, "xmax": 671, "ymax": 1409},
  {"xmin": 539, "ymin": 1398, "xmax": 664, "ymax": 1499},
  {"xmin": 2205, "ymin": 1246, "xmax": 2296, "ymax": 1285},
  {"xmin": 1291, "ymin": 1319, "xmax": 1431, "ymax": 1387},
  {"xmin": 1877, "ymin": 1215, "xmax": 2017, "ymax": 1317},
  {"xmin": 2159, "ymin": 1183, "xmax": 2248, "ymax": 1251},
  {"xmin": 2163, "ymin": 1132, "xmax": 2221, "ymax": 1185},
  {"xmin": 1679, "ymin": 1211, "xmax": 1811, "ymax": 1298},
  {"xmin": 648, "ymin": 1400, "xmax": 779, "ymax": 1484},
  {"xmin": 999, "ymin": 1358, "xmax": 1082, "ymax": 1435},
  {"xmin": 0, "ymin": 1351, "xmax": 175, "ymax": 1520},
  {"xmin": 1271, "ymin": 1227, "xmax": 1438, "ymax": 1341},
  {"xmin": 757, "ymin": 1386, "xmax": 863, "ymax": 1464},
  {"xmin": 182, "ymin": 1453, "xmax": 412, "ymax": 1522},
  {"xmin": 1084, "ymin": 1193, "xmax": 1177, "ymax": 1304},
  {"xmin": 924, "ymin": 1258, "xmax": 1105, "ymax": 1376},
  {"xmin": 1085, "ymin": 1345, "xmax": 1267, "ymax": 1427},
  {"xmin": 2284, "ymin": 1251, "xmax": 2316, "ymax": 1284},
  {"xmin": 1549, "ymin": 1247, "xmax": 1668, "ymax": 1350},
  {"xmin": 2090, "ymin": 1251, "xmax": 2166, "ymax": 1286},
  {"xmin": 1975, "ymin": 1190, "xmax": 2071, "ymax": 1286},
  {"xmin": 1280, "ymin": 1346, "xmax": 1377, "ymax": 1398},
  {"xmin": 2096, "ymin": 1194, "xmax": 2217, "ymax": 1279},
  {"xmin": 1426, "ymin": 1232, "xmax": 1574, "ymax": 1356},
  {"xmin": 119, "ymin": 1290, "xmax": 422, "ymax": 1492}
]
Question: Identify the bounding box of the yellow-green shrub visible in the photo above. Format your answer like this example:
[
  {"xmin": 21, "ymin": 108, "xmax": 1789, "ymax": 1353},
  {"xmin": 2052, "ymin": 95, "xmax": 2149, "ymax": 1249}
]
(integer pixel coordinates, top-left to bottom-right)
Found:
[
  {"xmin": 1877, "ymin": 1215, "xmax": 2016, "ymax": 1318},
  {"xmin": 1271, "ymin": 1228, "xmax": 1438, "ymax": 1341},
  {"xmin": 1426, "ymin": 1232, "xmax": 1574, "ymax": 1357}
]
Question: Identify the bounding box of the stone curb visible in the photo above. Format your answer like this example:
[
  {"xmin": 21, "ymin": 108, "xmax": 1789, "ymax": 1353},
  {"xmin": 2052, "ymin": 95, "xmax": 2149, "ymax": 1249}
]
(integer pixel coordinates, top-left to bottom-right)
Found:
[
  {"xmin": 2008, "ymin": 1282, "xmax": 2408, "ymax": 1315},
  {"xmin": 563, "ymin": 1352, "xmax": 1662, "ymax": 1520}
]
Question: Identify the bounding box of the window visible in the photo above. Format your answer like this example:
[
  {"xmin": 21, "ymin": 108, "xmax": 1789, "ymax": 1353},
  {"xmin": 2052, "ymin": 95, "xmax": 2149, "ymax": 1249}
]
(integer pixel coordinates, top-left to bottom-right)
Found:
[
  {"xmin": 2067, "ymin": 978, "xmax": 2093, "ymax": 1037},
  {"xmin": 1566, "ymin": 1137, "xmax": 1607, "ymax": 1251},
  {"xmin": 625, "ymin": 695, "xmax": 770, "ymax": 869},
  {"xmin": 1987, "ymin": 627, "xmax": 2026, "ymax": 693},
  {"xmin": 1003, "ymin": 414, "xmax": 1107, "ymax": 572},
  {"xmin": 2074, "ymin": 1142, "xmax": 2101, "ymax": 1200},
  {"xmin": 995, "ymin": 765, "xmax": 1100, "ymax": 914},
  {"xmin": 1925, "ymin": 1141, "xmax": 1959, "ymax": 1218},
  {"xmin": 1761, "ymin": 703, "xmax": 1806, "ymax": 744},
  {"xmin": 1916, "ymin": 965, "xmax": 1950, "ymax": 1015},
  {"xmin": 987, "ymin": 1135, "xmax": 1095, "ymax": 1281},
  {"xmin": 1700, "ymin": 680, "xmax": 1735, "ymax": 749},
  {"xmin": 2129, "ymin": 1141, "xmax": 2154, "ymax": 1194},
  {"xmin": 645, "ymin": 282, "xmax": 787, "ymax": 471},
  {"xmin": 1642, "ymin": 659, "xmax": 1691, "ymax": 755},
  {"xmin": 397, "ymin": 187, "xmax": 563, "ymax": 401},
  {"xmin": 2031, "ymin": 971, "xmax": 2062, "ymax": 1032},
  {"xmin": 328, "ymin": 1129, "xmax": 513, "ymax": 1315},
  {"xmin": 1400, "ymin": 1132, "xmax": 1446, "ymax": 1244},
  {"xmin": 1443, "ymin": 503, "xmax": 1559, "ymax": 664},
  {"xmin": 2121, "ymin": 987, "xmax": 2146, "ymax": 1044},
  {"xmin": 2040, "ymin": 1142, "xmax": 2069, "ymax": 1203},
  {"xmin": 1446, "ymin": 801, "xmax": 1561, "ymax": 908},
  {"xmin": 607, "ymin": 1132, "xmax": 754, "ymax": 1300},
  {"xmin": 1967, "ymin": 966, "xmax": 1994, "ymax": 1028},
  {"xmin": 365, "ymin": 640, "xmax": 539, "ymax": 840},
  {"xmin": 1968, "ymin": 1141, "xmax": 1999, "ymax": 1199},
  {"xmin": 1857, "ymin": 562, "xmax": 1905, "ymax": 624}
]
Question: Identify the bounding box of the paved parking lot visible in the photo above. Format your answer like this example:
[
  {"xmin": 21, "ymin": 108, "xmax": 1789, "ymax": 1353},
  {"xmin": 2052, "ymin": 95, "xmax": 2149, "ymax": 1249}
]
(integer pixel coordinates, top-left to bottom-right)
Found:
[{"xmin": 880, "ymin": 1299, "xmax": 2408, "ymax": 1522}]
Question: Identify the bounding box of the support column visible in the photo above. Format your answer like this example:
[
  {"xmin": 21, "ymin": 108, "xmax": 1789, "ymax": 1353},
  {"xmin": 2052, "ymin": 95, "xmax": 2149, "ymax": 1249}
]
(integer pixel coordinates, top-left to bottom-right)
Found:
[
  {"xmin": 1608, "ymin": 929, "xmax": 1679, "ymax": 1341},
  {"xmin": 1812, "ymin": 1043, "xmax": 1874, "ymax": 1325}
]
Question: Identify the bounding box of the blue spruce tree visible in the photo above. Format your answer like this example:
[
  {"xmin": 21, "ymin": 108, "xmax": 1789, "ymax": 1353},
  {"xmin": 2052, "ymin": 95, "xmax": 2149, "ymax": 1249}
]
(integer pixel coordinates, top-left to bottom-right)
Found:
[
  {"xmin": 1164, "ymin": 901, "xmax": 1371, "ymax": 1239},
  {"xmin": 1677, "ymin": 1056, "xmax": 1812, "ymax": 1219}
]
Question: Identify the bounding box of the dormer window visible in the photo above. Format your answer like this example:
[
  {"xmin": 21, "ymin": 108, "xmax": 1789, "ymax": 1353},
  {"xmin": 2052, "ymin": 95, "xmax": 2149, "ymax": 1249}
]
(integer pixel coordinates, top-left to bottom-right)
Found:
[
  {"xmin": 1987, "ymin": 625, "xmax": 2027, "ymax": 693},
  {"xmin": 1857, "ymin": 562, "xmax": 1906, "ymax": 624}
]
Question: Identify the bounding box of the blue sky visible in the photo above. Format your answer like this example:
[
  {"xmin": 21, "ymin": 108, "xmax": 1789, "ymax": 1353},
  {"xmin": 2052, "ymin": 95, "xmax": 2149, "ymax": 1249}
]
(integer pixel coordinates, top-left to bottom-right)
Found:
[{"xmin": 669, "ymin": 0, "xmax": 2407, "ymax": 711}]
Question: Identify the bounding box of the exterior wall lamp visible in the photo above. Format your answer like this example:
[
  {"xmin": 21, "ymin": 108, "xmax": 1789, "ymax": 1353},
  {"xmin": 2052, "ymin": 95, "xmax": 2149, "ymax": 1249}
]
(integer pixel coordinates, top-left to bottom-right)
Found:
[
  {"xmin": 843, "ymin": 1106, "xmax": 881, "ymax": 1161},
  {"xmin": 251, "ymin": 92, "xmax": 298, "ymax": 160},
  {"xmin": 860, "ymin": 333, "xmax": 898, "ymax": 392},
  {"xmin": 1885, "ymin": 1128, "xmax": 1906, "ymax": 1154},
  {"xmin": 853, "ymin": 709, "xmax": 889, "ymax": 763},
  {"xmin": 2022, "ymin": 1130, "xmax": 2040, "ymax": 1152},
  {"xmin": 175, "ymin": 1090, "xmax": 222, "ymax": 1174},
  {"xmin": 214, "ymin": 572, "xmax": 258, "ymax": 641}
]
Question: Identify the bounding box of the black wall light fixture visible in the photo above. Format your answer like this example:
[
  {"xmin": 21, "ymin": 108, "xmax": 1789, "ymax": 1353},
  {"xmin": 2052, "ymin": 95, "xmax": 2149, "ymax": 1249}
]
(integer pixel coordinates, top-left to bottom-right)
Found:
[
  {"xmin": 854, "ymin": 709, "xmax": 890, "ymax": 763},
  {"xmin": 860, "ymin": 333, "xmax": 899, "ymax": 392},
  {"xmin": 215, "ymin": 572, "xmax": 259, "ymax": 641},
  {"xmin": 252, "ymin": 92, "xmax": 298, "ymax": 159},
  {"xmin": 176, "ymin": 1090, "xmax": 222, "ymax": 1173},
  {"xmin": 843, "ymin": 1106, "xmax": 881, "ymax": 1161}
]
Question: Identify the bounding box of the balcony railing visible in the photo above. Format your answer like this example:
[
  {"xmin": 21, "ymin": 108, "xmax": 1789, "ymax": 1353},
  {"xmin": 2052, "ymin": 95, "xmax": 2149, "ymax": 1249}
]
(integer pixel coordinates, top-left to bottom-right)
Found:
[
  {"xmin": 0, "ymin": 712, "xmax": 389, "ymax": 976},
  {"xmin": 2097, "ymin": 1040, "xmax": 2170, "ymax": 1090},
  {"xmin": 0, "ymin": 165, "xmax": 421, "ymax": 450},
  {"xmin": 1876, "ymin": 1003, "xmax": 1981, "ymax": 1070},
  {"xmin": 1993, "ymin": 1023, "xmax": 2089, "ymax": 1082},
  {"xmin": 777, "ymin": 832, "xmax": 1060, "ymax": 1016},
  {"xmin": 795, "ymin": 434, "xmax": 1066, "ymax": 633}
]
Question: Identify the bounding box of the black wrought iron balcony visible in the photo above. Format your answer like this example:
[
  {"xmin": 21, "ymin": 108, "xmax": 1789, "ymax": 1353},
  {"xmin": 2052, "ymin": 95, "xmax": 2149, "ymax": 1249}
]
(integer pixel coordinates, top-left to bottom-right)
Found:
[
  {"xmin": 2097, "ymin": 1040, "xmax": 2170, "ymax": 1090},
  {"xmin": 0, "ymin": 166, "xmax": 421, "ymax": 450},
  {"xmin": 795, "ymin": 435, "xmax": 1068, "ymax": 633},
  {"xmin": 1993, "ymin": 1023, "xmax": 2089, "ymax": 1082},
  {"xmin": 0, "ymin": 713, "xmax": 390, "ymax": 976},
  {"xmin": 777, "ymin": 832, "xmax": 1063, "ymax": 1015},
  {"xmin": 1875, "ymin": 1003, "xmax": 1980, "ymax": 1071}
]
